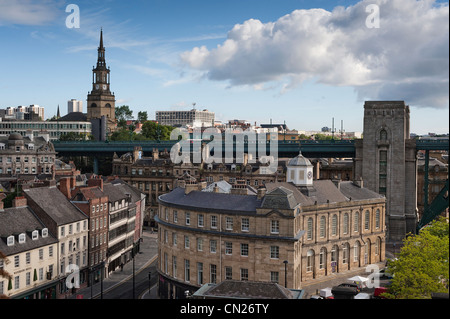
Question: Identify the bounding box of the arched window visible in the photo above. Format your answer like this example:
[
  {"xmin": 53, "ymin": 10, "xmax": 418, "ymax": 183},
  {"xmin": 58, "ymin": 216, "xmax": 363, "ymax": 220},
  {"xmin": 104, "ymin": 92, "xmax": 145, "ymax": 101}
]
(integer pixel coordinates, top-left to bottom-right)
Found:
[
  {"xmin": 354, "ymin": 212, "xmax": 360, "ymax": 233},
  {"xmin": 364, "ymin": 210, "xmax": 370, "ymax": 230},
  {"xmin": 320, "ymin": 216, "xmax": 326, "ymax": 238},
  {"xmin": 375, "ymin": 209, "xmax": 380, "ymax": 229},
  {"xmin": 306, "ymin": 250, "xmax": 314, "ymax": 272},
  {"xmin": 353, "ymin": 241, "xmax": 360, "ymax": 262},
  {"xmin": 380, "ymin": 129, "xmax": 387, "ymax": 140},
  {"xmin": 343, "ymin": 213, "xmax": 349, "ymax": 234},
  {"xmin": 307, "ymin": 218, "xmax": 313, "ymax": 240},
  {"xmin": 342, "ymin": 243, "xmax": 349, "ymax": 264},
  {"xmin": 332, "ymin": 215, "xmax": 338, "ymax": 236},
  {"xmin": 319, "ymin": 248, "xmax": 326, "ymax": 269}
]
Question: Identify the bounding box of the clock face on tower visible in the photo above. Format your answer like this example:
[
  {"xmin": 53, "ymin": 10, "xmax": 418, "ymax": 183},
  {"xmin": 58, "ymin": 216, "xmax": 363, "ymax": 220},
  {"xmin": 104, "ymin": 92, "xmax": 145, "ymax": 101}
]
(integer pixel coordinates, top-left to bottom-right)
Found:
[
  {"xmin": 95, "ymin": 84, "xmax": 99, "ymax": 90},
  {"xmin": 307, "ymin": 171, "xmax": 313, "ymax": 179},
  {"xmin": 103, "ymin": 85, "xmax": 107, "ymax": 90}
]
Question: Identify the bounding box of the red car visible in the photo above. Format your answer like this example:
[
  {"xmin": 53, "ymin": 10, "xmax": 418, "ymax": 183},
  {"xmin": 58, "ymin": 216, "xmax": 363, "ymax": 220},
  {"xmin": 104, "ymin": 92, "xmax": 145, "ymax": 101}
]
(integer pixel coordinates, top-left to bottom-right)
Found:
[{"xmin": 374, "ymin": 287, "xmax": 388, "ymax": 299}]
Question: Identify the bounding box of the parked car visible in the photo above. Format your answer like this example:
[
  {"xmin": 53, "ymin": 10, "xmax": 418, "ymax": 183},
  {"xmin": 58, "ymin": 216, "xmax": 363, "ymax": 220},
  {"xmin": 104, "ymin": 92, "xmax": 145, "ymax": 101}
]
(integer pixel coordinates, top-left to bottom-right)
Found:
[
  {"xmin": 337, "ymin": 282, "xmax": 361, "ymax": 293},
  {"xmin": 374, "ymin": 287, "xmax": 388, "ymax": 299}
]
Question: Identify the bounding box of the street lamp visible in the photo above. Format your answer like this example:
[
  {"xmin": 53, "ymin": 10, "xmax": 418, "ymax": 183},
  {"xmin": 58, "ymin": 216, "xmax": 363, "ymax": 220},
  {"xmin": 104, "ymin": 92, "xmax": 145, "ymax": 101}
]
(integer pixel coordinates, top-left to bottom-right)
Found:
[{"xmin": 283, "ymin": 260, "xmax": 288, "ymax": 288}]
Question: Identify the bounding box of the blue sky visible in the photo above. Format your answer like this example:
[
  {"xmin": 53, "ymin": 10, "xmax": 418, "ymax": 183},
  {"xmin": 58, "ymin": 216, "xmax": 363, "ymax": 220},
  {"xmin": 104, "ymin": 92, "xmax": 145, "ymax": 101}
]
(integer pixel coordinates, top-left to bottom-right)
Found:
[{"xmin": 0, "ymin": 0, "xmax": 448, "ymax": 135}]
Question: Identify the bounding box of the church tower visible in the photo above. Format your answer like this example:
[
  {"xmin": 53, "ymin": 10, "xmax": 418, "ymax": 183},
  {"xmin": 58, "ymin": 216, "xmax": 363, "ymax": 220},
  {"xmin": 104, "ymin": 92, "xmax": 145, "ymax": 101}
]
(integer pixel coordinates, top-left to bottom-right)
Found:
[{"xmin": 87, "ymin": 29, "xmax": 116, "ymax": 133}]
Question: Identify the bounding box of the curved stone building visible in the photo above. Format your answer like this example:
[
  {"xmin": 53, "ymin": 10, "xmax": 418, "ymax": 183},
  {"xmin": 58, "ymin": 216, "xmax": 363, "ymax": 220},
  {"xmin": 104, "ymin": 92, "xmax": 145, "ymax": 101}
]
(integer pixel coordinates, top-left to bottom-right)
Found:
[{"xmin": 156, "ymin": 152, "xmax": 386, "ymax": 298}]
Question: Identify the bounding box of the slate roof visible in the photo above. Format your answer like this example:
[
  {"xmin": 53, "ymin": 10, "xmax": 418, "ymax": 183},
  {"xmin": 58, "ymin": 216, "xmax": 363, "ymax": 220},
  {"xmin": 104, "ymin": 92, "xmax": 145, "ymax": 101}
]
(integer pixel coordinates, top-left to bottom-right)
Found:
[
  {"xmin": 339, "ymin": 181, "xmax": 385, "ymax": 201},
  {"xmin": 24, "ymin": 186, "xmax": 87, "ymax": 225},
  {"xmin": 159, "ymin": 187, "xmax": 261, "ymax": 214},
  {"xmin": 261, "ymin": 186, "xmax": 298, "ymax": 210},
  {"xmin": 0, "ymin": 206, "xmax": 58, "ymax": 256},
  {"xmin": 197, "ymin": 280, "xmax": 300, "ymax": 299}
]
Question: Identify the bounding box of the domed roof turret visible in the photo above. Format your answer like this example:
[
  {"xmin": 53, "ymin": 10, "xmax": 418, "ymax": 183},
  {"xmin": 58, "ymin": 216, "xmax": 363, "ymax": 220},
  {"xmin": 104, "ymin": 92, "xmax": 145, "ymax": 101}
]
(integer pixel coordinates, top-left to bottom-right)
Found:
[
  {"xmin": 288, "ymin": 151, "xmax": 312, "ymax": 167},
  {"xmin": 8, "ymin": 132, "xmax": 23, "ymax": 141}
]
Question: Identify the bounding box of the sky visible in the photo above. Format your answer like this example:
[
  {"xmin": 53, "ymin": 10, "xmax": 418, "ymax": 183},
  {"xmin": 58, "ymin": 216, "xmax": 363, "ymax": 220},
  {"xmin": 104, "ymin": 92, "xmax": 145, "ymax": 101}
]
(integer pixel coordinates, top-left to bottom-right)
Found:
[{"xmin": 0, "ymin": 0, "xmax": 448, "ymax": 135}]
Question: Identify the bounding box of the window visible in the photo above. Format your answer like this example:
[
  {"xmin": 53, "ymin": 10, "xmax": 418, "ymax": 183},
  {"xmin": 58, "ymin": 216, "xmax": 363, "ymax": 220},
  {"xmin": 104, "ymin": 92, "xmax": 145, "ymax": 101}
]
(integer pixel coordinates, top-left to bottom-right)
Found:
[
  {"xmin": 240, "ymin": 268, "xmax": 249, "ymax": 281},
  {"xmin": 332, "ymin": 215, "xmax": 338, "ymax": 236},
  {"xmin": 270, "ymin": 220, "xmax": 279, "ymax": 234},
  {"xmin": 241, "ymin": 218, "xmax": 249, "ymax": 232},
  {"xmin": 379, "ymin": 150, "xmax": 387, "ymax": 195},
  {"xmin": 364, "ymin": 210, "xmax": 370, "ymax": 230},
  {"xmin": 306, "ymin": 250, "xmax": 314, "ymax": 272},
  {"xmin": 354, "ymin": 212, "xmax": 359, "ymax": 232},
  {"xmin": 307, "ymin": 218, "xmax": 313, "ymax": 240},
  {"xmin": 320, "ymin": 216, "xmax": 326, "ymax": 238},
  {"xmin": 225, "ymin": 242, "xmax": 232, "ymax": 255},
  {"xmin": 210, "ymin": 240, "xmax": 217, "ymax": 253},
  {"xmin": 198, "ymin": 214, "xmax": 204, "ymax": 227},
  {"xmin": 184, "ymin": 236, "xmax": 190, "ymax": 249},
  {"xmin": 353, "ymin": 241, "xmax": 360, "ymax": 262},
  {"xmin": 240, "ymin": 243, "xmax": 249, "ymax": 257},
  {"xmin": 197, "ymin": 238, "xmax": 203, "ymax": 251},
  {"xmin": 173, "ymin": 233, "xmax": 177, "ymax": 246},
  {"xmin": 210, "ymin": 264, "xmax": 217, "ymax": 284},
  {"xmin": 14, "ymin": 255, "xmax": 19, "ymax": 268},
  {"xmin": 270, "ymin": 246, "xmax": 279, "ymax": 259},
  {"xmin": 225, "ymin": 266, "xmax": 232, "ymax": 280},
  {"xmin": 375, "ymin": 209, "xmax": 380, "ymax": 229},
  {"xmin": 225, "ymin": 217, "xmax": 233, "ymax": 230},
  {"xmin": 185, "ymin": 212, "xmax": 190, "ymax": 225},
  {"xmin": 343, "ymin": 213, "xmax": 349, "ymax": 234},
  {"xmin": 184, "ymin": 259, "xmax": 190, "ymax": 282},
  {"xmin": 26, "ymin": 252, "xmax": 31, "ymax": 264},
  {"xmin": 173, "ymin": 211, "xmax": 178, "ymax": 223},
  {"xmin": 319, "ymin": 248, "xmax": 326, "ymax": 269},
  {"xmin": 270, "ymin": 272, "xmax": 279, "ymax": 283},
  {"xmin": 172, "ymin": 256, "xmax": 177, "ymax": 278},
  {"xmin": 19, "ymin": 233, "xmax": 26, "ymax": 244},
  {"xmin": 7, "ymin": 236, "xmax": 14, "ymax": 246},
  {"xmin": 32, "ymin": 230, "xmax": 38, "ymax": 240},
  {"xmin": 197, "ymin": 262, "xmax": 203, "ymax": 285},
  {"xmin": 343, "ymin": 244, "xmax": 349, "ymax": 264},
  {"xmin": 211, "ymin": 215, "xmax": 217, "ymax": 229}
]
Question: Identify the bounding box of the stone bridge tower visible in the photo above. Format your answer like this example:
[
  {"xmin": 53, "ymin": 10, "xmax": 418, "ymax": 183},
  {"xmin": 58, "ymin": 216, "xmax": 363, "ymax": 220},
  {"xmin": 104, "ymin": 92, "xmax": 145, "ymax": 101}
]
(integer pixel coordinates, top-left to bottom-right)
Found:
[{"xmin": 354, "ymin": 101, "xmax": 418, "ymax": 242}]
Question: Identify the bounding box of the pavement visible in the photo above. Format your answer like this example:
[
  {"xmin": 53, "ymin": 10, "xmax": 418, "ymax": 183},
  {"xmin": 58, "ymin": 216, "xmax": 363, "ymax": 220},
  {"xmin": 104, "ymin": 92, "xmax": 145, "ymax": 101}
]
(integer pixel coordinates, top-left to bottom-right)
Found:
[{"xmin": 69, "ymin": 228, "xmax": 159, "ymax": 299}]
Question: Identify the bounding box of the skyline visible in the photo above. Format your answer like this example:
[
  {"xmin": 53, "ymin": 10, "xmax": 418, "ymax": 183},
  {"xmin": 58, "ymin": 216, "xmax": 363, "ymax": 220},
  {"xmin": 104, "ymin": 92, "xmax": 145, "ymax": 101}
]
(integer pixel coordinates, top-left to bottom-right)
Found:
[{"xmin": 0, "ymin": 0, "xmax": 448, "ymax": 135}]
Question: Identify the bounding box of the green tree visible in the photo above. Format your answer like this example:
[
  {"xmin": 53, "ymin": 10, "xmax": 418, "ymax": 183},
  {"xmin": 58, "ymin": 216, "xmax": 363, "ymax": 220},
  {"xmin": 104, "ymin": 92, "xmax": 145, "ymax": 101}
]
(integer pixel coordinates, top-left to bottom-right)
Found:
[
  {"xmin": 137, "ymin": 111, "xmax": 148, "ymax": 123},
  {"xmin": 115, "ymin": 105, "xmax": 133, "ymax": 129},
  {"xmin": 59, "ymin": 132, "xmax": 93, "ymax": 141},
  {"xmin": 383, "ymin": 217, "xmax": 449, "ymax": 299},
  {"xmin": 141, "ymin": 121, "xmax": 174, "ymax": 141}
]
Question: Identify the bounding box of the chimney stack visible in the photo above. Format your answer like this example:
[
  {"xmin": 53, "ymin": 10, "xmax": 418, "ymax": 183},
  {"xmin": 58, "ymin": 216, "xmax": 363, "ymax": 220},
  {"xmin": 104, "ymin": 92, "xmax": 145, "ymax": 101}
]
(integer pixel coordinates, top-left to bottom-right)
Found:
[
  {"xmin": 13, "ymin": 196, "xmax": 27, "ymax": 208},
  {"xmin": 185, "ymin": 181, "xmax": 198, "ymax": 195},
  {"xmin": 88, "ymin": 175, "xmax": 103, "ymax": 191},
  {"xmin": 257, "ymin": 186, "xmax": 266, "ymax": 200},
  {"xmin": 59, "ymin": 177, "xmax": 72, "ymax": 198}
]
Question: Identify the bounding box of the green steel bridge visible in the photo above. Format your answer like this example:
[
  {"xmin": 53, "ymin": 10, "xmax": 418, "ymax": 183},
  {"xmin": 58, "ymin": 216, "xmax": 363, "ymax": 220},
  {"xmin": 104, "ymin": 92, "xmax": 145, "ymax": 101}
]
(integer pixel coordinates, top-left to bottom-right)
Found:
[
  {"xmin": 52, "ymin": 138, "xmax": 448, "ymax": 157},
  {"xmin": 53, "ymin": 138, "xmax": 448, "ymax": 232}
]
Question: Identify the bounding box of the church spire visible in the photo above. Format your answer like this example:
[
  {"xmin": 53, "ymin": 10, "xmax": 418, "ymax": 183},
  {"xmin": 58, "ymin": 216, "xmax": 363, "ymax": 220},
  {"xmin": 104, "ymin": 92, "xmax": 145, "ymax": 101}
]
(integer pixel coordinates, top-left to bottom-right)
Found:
[
  {"xmin": 99, "ymin": 28, "xmax": 104, "ymax": 50},
  {"xmin": 97, "ymin": 28, "xmax": 106, "ymax": 68}
]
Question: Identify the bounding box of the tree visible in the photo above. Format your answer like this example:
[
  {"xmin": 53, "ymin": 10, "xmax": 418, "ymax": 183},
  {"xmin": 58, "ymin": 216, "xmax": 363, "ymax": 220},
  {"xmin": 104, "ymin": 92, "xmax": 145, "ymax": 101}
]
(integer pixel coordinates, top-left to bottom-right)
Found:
[
  {"xmin": 115, "ymin": 105, "xmax": 133, "ymax": 129},
  {"xmin": 141, "ymin": 121, "xmax": 174, "ymax": 141},
  {"xmin": 137, "ymin": 111, "xmax": 148, "ymax": 123},
  {"xmin": 383, "ymin": 217, "xmax": 449, "ymax": 299},
  {"xmin": 59, "ymin": 132, "xmax": 93, "ymax": 141}
]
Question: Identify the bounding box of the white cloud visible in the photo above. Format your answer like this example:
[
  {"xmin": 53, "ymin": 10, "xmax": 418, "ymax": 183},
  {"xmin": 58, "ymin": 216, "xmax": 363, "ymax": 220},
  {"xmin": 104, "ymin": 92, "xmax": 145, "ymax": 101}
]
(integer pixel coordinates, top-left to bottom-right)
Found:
[
  {"xmin": 181, "ymin": 0, "xmax": 449, "ymax": 109},
  {"xmin": 0, "ymin": 0, "xmax": 61, "ymax": 26}
]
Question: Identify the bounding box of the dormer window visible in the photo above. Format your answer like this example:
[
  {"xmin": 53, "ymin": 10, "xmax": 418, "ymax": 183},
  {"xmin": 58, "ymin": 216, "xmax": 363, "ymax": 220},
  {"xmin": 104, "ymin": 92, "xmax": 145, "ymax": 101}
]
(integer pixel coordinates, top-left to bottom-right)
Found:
[
  {"xmin": 42, "ymin": 228, "xmax": 48, "ymax": 238},
  {"xmin": 7, "ymin": 235, "xmax": 14, "ymax": 246},
  {"xmin": 32, "ymin": 230, "xmax": 39, "ymax": 240},
  {"xmin": 19, "ymin": 233, "xmax": 26, "ymax": 244},
  {"xmin": 28, "ymin": 144, "xmax": 34, "ymax": 150}
]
